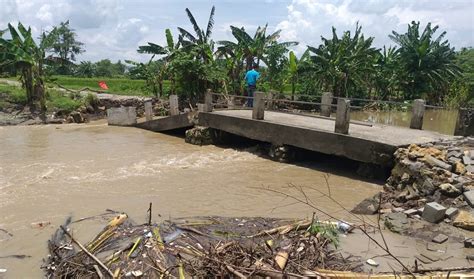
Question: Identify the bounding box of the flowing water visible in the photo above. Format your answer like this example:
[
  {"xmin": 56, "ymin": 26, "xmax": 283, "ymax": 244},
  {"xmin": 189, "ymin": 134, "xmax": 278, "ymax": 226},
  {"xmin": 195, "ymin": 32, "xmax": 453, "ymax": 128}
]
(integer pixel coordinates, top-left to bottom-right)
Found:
[
  {"xmin": 0, "ymin": 121, "xmax": 382, "ymax": 278},
  {"xmin": 351, "ymin": 109, "xmax": 459, "ymax": 135}
]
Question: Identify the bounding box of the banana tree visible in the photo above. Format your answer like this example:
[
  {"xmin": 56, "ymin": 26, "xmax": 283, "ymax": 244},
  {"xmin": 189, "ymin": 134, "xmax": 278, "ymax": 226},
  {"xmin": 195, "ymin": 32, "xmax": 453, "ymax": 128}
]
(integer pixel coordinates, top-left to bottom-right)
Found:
[
  {"xmin": 225, "ymin": 24, "xmax": 297, "ymax": 71},
  {"xmin": 390, "ymin": 21, "xmax": 461, "ymax": 103},
  {"xmin": 177, "ymin": 6, "xmax": 215, "ymax": 63},
  {"xmin": 288, "ymin": 51, "xmax": 298, "ymax": 100},
  {"xmin": 0, "ymin": 23, "xmax": 52, "ymax": 112},
  {"xmin": 138, "ymin": 29, "xmax": 181, "ymax": 96}
]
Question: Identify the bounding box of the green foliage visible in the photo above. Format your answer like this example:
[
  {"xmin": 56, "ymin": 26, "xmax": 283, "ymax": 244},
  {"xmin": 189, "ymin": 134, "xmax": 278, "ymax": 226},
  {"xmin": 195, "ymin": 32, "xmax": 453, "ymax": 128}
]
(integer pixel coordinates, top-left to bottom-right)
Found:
[
  {"xmin": 43, "ymin": 20, "xmax": 85, "ymax": 75},
  {"xmin": 390, "ymin": 21, "xmax": 461, "ymax": 103},
  {"xmin": 84, "ymin": 93, "xmax": 99, "ymax": 108},
  {"xmin": 0, "ymin": 22, "xmax": 49, "ymax": 111},
  {"xmin": 307, "ymin": 221, "xmax": 340, "ymax": 248},
  {"xmin": 306, "ymin": 24, "xmax": 379, "ymax": 97}
]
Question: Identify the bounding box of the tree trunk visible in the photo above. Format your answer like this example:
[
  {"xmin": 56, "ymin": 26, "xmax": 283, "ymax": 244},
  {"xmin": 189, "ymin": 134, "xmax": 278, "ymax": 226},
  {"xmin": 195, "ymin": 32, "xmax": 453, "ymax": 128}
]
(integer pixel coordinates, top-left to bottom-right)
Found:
[{"xmin": 291, "ymin": 79, "xmax": 295, "ymax": 101}]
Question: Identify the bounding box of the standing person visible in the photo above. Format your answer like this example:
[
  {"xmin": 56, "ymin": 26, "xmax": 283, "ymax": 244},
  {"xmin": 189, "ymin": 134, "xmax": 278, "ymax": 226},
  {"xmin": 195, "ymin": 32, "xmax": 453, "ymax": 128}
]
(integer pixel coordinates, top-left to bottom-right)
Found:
[{"xmin": 244, "ymin": 65, "xmax": 260, "ymax": 107}]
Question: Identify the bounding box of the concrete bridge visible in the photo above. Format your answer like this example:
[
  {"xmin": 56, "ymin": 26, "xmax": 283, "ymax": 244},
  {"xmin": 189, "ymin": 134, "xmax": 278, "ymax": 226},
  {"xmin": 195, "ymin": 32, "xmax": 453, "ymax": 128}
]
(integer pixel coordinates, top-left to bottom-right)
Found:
[{"xmin": 107, "ymin": 91, "xmax": 462, "ymax": 166}]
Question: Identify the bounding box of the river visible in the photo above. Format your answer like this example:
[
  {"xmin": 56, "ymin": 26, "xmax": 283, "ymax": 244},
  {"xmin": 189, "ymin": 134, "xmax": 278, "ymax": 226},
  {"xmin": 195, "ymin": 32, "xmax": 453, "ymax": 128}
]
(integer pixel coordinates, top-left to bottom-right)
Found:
[
  {"xmin": 351, "ymin": 109, "xmax": 459, "ymax": 135},
  {"xmin": 0, "ymin": 121, "xmax": 382, "ymax": 277}
]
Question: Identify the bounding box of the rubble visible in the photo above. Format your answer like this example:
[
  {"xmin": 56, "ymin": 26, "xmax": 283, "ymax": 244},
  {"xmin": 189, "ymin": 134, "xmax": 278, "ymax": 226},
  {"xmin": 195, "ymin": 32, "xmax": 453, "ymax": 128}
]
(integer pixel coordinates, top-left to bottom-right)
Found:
[{"xmin": 379, "ymin": 138, "xmax": 474, "ymax": 231}]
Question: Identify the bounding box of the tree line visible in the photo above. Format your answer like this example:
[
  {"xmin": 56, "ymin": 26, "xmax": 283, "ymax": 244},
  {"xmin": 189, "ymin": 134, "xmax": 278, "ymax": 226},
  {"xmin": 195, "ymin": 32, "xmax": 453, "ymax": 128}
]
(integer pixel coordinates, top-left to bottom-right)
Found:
[{"xmin": 1, "ymin": 7, "xmax": 473, "ymax": 113}]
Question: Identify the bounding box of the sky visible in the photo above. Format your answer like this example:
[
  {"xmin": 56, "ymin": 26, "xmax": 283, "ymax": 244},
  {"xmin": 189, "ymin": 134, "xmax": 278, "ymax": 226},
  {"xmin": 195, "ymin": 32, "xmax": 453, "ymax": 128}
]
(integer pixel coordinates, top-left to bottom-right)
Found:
[{"xmin": 1, "ymin": 0, "xmax": 473, "ymax": 62}]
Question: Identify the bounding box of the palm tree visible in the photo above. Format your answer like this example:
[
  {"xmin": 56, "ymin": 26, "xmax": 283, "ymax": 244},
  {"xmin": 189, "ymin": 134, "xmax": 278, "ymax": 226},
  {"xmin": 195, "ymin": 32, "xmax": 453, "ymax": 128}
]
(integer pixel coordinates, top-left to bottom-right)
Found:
[
  {"xmin": 0, "ymin": 23, "xmax": 51, "ymax": 112},
  {"xmin": 390, "ymin": 21, "xmax": 461, "ymax": 103},
  {"xmin": 306, "ymin": 24, "xmax": 379, "ymax": 97},
  {"xmin": 178, "ymin": 6, "xmax": 215, "ymax": 63},
  {"xmin": 373, "ymin": 46, "xmax": 400, "ymax": 100}
]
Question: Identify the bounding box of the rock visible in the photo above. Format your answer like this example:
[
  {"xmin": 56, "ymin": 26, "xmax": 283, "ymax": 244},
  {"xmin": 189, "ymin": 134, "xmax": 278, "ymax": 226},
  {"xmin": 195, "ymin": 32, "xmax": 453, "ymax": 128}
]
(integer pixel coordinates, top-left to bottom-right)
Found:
[
  {"xmin": 445, "ymin": 207, "xmax": 459, "ymax": 219},
  {"xmin": 393, "ymin": 207, "xmax": 404, "ymax": 213},
  {"xmin": 463, "ymin": 155, "xmax": 472, "ymax": 165},
  {"xmin": 447, "ymin": 150, "xmax": 462, "ymax": 158},
  {"xmin": 453, "ymin": 210, "xmax": 474, "ymax": 231},
  {"xmin": 467, "ymin": 255, "xmax": 474, "ymax": 261},
  {"xmin": 438, "ymin": 183, "xmax": 461, "ymax": 197},
  {"xmin": 366, "ymin": 259, "xmax": 379, "ymax": 267},
  {"xmin": 185, "ymin": 126, "xmax": 214, "ymax": 146},
  {"xmin": 464, "ymin": 238, "xmax": 474, "ymax": 248},
  {"xmin": 453, "ymin": 161, "xmax": 467, "ymax": 175},
  {"xmin": 419, "ymin": 178, "xmax": 436, "ymax": 196},
  {"xmin": 401, "ymin": 173, "xmax": 410, "ymax": 183},
  {"xmin": 422, "ymin": 202, "xmax": 446, "ymax": 223},
  {"xmin": 404, "ymin": 208, "xmax": 418, "ymax": 216},
  {"xmin": 432, "ymin": 233, "xmax": 448, "ymax": 244},
  {"xmin": 467, "ymin": 165, "xmax": 474, "ymax": 174},
  {"xmin": 269, "ymin": 145, "xmax": 295, "ymax": 163},
  {"xmin": 384, "ymin": 212, "xmax": 409, "ymax": 233},
  {"xmin": 449, "ymin": 157, "xmax": 462, "ymax": 164},
  {"xmin": 464, "ymin": 190, "xmax": 474, "ymax": 207},
  {"xmin": 69, "ymin": 111, "xmax": 84, "ymax": 123},
  {"xmin": 425, "ymin": 155, "xmax": 452, "ymax": 171},
  {"xmin": 351, "ymin": 194, "xmax": 380, "ymax": 215}
]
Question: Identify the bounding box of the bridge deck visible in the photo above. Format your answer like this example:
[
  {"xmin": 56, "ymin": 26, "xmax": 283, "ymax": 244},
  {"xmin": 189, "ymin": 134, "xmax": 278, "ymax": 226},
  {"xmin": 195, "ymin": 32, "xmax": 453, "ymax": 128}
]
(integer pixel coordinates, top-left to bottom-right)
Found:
[
  {"xmin": 211, "ymin": 110, "xmax": 451, "ymax": 146},
  {"xmin": 198, "ymin": 110, "xmax": 453, "ymax": 166}
]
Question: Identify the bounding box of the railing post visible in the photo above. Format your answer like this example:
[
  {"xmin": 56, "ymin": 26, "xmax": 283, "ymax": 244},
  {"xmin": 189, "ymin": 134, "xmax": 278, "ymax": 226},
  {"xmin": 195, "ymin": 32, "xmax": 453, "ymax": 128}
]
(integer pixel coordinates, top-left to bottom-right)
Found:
[
  {"xmin": 334, "ymin": 98, "xmax": 350, "ymax": 134},
  {"xmin": 252, "ymin": 92, "xmax": 265, "ymax": 120},
  {"xmin": 204, "ymin": 89, "xmax": 213, "ymax": 112},
  {"xmin": 227, "ymin": 96, "xmax": 235, "ymax": 109},
  {"xmin": 144, "ymin": 100, "xmax": 153, "ymax": 121},
  {"xmin": 410, "ymin": 99, "xmax": 425, "ymax": 129},
  {"xmin": 454, "ymin": 108, "xmax": 474, "ymax": 136},
  {"xmin": 320, "ymin": 92, "xmax": 333, "ymax": 117},
  {"xmin": 169, "ymin": 94, "xmax": 179, "ymax": 116},
  {"xmin": 266, "ymin": 91, "xmax": 275, "ymax": 110}
]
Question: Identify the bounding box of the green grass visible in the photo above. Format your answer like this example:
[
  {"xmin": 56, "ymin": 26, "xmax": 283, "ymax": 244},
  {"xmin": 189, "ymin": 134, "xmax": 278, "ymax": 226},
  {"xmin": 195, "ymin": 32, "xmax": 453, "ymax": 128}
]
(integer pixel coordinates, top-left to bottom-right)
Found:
[
  {"xmin": 45, "ymin": 90, "xmax": 83, "ymax": 113},
  {"xmin": 0, "ymin": 83, "xmax": 83, "ymax": 113},
  {"xmin": 0, "ymin": 83, "xmax": 28, "ymax": 105}
]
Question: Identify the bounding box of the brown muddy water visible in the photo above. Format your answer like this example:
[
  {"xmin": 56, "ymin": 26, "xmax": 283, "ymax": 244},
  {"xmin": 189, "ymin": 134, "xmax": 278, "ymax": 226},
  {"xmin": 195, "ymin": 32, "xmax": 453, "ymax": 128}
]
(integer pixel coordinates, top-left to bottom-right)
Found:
[
  {"xmin": 0, "ymin": 121, "xmax": 382, "ymax": 277},
  {"xmin": 351, "ymin": 109, "xmax": 458, "ymax": 135}
]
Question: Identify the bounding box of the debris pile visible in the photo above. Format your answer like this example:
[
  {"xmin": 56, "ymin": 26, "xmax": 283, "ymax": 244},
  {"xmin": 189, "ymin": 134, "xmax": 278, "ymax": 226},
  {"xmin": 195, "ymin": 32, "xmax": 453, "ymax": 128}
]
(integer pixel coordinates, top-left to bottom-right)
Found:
[
  {"xmin": 43, "ymin": 214, "xmax": 363, "ymax": 278},
  {"xmin": 381, "ymin": 138, "xmax": 474, "ymax": 229}
]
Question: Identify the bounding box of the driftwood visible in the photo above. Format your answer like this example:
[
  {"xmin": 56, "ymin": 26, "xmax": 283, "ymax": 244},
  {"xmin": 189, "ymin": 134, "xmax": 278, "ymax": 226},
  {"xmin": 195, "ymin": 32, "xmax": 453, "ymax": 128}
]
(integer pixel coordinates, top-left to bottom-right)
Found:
[{"xmin": 59, "ymin": 226, "xmax": 114, "ymax": 277}]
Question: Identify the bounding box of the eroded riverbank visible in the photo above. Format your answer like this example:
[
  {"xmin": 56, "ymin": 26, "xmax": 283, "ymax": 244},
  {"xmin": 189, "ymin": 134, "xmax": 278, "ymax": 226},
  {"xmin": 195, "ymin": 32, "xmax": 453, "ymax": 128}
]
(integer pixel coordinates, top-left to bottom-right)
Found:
[{"xmin": 0, "ymin": 122, "xmax": 384, "ymax": 277}]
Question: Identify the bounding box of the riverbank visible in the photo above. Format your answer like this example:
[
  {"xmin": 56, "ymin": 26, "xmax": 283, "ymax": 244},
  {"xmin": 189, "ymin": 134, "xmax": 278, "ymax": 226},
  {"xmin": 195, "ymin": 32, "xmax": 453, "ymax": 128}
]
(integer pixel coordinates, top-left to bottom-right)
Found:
[{"xmin": 0, "ymin": 82, "xmax": 169, "ymax": 126}]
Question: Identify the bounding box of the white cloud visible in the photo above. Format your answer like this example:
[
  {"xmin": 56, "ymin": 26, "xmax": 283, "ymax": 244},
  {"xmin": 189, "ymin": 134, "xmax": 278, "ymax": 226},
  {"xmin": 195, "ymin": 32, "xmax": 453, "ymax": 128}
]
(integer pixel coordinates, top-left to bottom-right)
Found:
[
  {"xmin": 1, "ymin": 0, "xmax": 472, "ymax": 62},
  {"xmin": 277, "ymin": 0, "xmax": 474, "ymax": 54}
]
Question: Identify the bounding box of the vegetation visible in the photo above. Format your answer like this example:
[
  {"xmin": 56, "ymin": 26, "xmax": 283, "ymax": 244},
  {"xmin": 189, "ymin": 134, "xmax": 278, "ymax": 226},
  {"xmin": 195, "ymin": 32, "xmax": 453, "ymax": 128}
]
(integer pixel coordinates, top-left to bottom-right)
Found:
[{"xmin": 1, "ymin": 10, "xmax": 473, "ymax": 110}]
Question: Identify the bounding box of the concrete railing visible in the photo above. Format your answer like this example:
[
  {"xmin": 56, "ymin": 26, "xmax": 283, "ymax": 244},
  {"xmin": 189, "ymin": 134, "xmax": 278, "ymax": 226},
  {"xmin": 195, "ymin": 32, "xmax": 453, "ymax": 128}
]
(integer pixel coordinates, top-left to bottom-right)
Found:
[{"xmin": 151, "ymin": 90, "xmax": 474, "ymax": 136}]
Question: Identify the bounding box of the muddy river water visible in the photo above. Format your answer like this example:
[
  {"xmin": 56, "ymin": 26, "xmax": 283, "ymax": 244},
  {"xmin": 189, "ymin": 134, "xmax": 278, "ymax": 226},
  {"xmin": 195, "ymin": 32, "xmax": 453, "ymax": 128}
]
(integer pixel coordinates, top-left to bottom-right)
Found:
[{"xmin": 0, "ymin": 121, "xmax": 384, "ymax": 277}]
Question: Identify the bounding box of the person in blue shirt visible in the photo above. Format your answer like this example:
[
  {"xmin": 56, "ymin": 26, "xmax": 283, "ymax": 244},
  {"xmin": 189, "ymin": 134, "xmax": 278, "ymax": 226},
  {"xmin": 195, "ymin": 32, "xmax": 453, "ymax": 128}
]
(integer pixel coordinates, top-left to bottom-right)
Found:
[{"xmin": 244, "ymin": 65, "xmax": 260, "ymax": 107}]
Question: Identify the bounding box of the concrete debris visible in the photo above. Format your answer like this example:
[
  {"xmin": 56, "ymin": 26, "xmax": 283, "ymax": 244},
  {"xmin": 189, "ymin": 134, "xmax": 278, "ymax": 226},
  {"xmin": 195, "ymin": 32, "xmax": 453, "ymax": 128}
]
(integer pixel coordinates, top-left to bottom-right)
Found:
[
  {"xmin": 431, "ymin": 233, "xmax": 448, "ymax": 244},
  {"xmin": 445, "ymin": 207, "xmax": 459, "ymax": 219},
  {"xmin": 422, "ymin": 202, "xmax": 446, "ymax": 223},
  {"xmin": 464, "ymin": 190, "xmax": 474, "ymax": 207}
]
